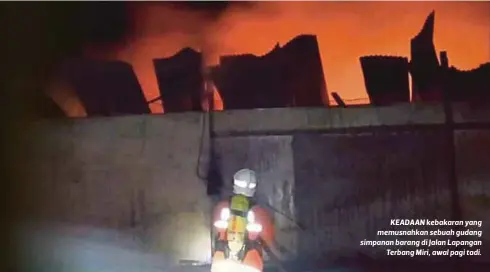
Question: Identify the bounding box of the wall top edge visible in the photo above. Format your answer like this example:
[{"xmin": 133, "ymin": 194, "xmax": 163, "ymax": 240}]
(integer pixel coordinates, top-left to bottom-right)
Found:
[{"xmin": 30, "ymin": 103, "xmax": 489, "ymax": 134}]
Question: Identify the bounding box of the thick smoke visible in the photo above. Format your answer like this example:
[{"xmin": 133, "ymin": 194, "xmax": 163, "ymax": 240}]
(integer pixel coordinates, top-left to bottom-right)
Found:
[{"xmin": 83, "ymin": 2, "xmax": 489, "ymax": 113}]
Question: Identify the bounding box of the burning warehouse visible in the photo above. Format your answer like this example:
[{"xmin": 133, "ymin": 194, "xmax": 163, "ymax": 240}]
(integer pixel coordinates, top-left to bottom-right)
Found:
[
  {"xmin": 212, "ymin": 34, "xmax": 329, "ymax": 110},
  {"xmin": 59, "ymin": 59, "xmax": 150, "ymax": 117},
  {"xmin": 153, "ymin": 48, "xmax": 205, "ymax": 113},
  {"xmin": 360, "ymin": 55, "xmax": 410, "ymax": 106}
]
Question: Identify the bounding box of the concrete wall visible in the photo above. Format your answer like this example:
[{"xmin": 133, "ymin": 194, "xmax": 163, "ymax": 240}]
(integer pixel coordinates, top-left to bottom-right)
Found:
[
  {"xmin": 22, "ymin": 103, "xmax": 490, "ymax": 265},
  {"xmin": 25, "ymin": 114, "xmax": 212, "ymax": 263}
]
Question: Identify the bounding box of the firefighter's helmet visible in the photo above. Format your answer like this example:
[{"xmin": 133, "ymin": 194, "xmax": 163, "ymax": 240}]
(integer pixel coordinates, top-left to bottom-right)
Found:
[{"xmin": 233, "ymin": 169, "xmax": 257, "ymax": 197}]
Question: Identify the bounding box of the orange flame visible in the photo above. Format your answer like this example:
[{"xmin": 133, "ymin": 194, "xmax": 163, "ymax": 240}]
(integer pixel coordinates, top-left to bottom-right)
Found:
[{"xmin": 79, "ymin": 2, "xmax": 489, "ymax": 114}]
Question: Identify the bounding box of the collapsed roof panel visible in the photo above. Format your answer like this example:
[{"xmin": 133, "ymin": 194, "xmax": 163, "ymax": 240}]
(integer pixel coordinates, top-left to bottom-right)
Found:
[
  {"xmin": 213, "ymin": 34, "xmax": 328, "ymax": 110},
  {"xmin": 213, "ymin": 51, "xmax": 288, "ymax": 109},
  {"xmin": 61, "ymin": 59, "xmax": 150, "ymax": 117},
  {"xmin": 360, "ymin": 55, "xmax": 410, "ymax": 106},
  {"xmin": 153, "ymin": 48, "xmax": 204, "ymax": 113},
  {"xmin": 446, "ymin": 63, "xmax": 490, "ymax": 103},
  {"xmin": 280, "ymin": 34, "xmax": 328, "ymax": 107},
  {"xmin": 410, "ymin": 11, "xmax": 442, "ymax": 102}
]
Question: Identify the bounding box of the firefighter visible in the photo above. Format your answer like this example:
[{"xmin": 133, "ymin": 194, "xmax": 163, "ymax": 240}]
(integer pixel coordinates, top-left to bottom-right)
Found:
[{"xmin": 211, "ymin": 169, "xmax": 274, "ymax": 272}]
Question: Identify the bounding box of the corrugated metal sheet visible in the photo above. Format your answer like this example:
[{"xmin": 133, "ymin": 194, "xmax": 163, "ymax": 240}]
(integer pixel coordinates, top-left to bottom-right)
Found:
[
  {"xmin": 446, "ymin": 63, "xmax": 490, "ymax": 103},
  {"xmin": 213, "ymin": 35, "xmax": 327, "ymax": 110},
  {"xmin": 153, "ymin": 48, "xmax": 204, "ymax": 112},
  {"xmin": 410, "ymin": 11, "xmax": 442, "ymax": 102},
  {"xmin": 61, "ymin": 59, "xmax": 150, "ymax": 117},
  {"xmin": 360, "ymin": 56, "xmax": 410, "ymax": 106}
]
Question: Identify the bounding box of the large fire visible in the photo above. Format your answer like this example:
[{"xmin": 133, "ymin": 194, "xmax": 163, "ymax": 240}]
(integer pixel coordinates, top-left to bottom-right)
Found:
[{"xmin": 74, "ymin": 2, "xmax": 490, "ymax": 114}]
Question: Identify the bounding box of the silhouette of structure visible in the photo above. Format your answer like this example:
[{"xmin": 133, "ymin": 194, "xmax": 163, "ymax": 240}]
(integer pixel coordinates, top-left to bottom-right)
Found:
[
  {"xmin": 410, "ymin": 11, "xmax": 490, "ymax": 104},
  {"xmin": 153, "ymin": 48, "xmax": 204, "ymax": 112},
  {"xmin": 61, "ymin": 59, "xmax": 150, "ymax": 117},
  {"xmin": 46, "ymin": 12, "xmax": 490, "ymax": 116},
  {"xmin": 212, "ymin": 48, "xmax": 288, "ymax": 109},
  {"xmin": 410, "ymin": 11, "xmax": 442, "ymax": 102},
  {"xmin": 280, "ymin": 35, "xmax": 329, "ymax": 107},
  {"xmin": 35, "ymin": 92, "xmax": 66, "ymax": 118},
  {"xmin": 360, "ymin": 56, "xmax": 410, "ymax": 106},
  {"xmin": 446, "ymin": 63, "xmax": 490, "ymax": 103},
  {"xmin": 212, "ymin": 35, "xmax": 328, "ymax": 109}
]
